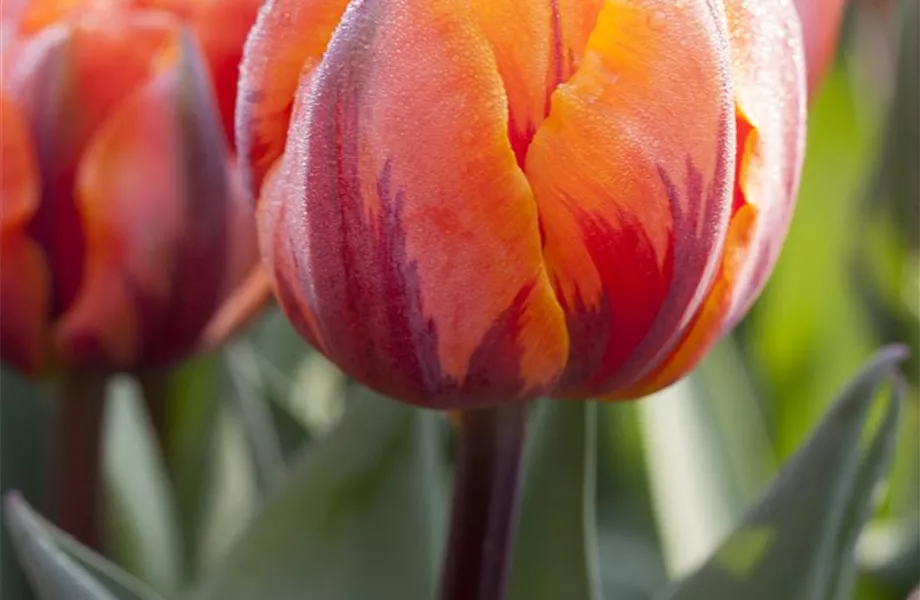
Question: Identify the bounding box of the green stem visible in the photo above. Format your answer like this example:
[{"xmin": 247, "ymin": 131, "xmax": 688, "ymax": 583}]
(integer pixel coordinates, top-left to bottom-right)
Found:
[
  {"xmin": 439, "ymin": 403, "xmax": 528, "ymax": 600},
  {"xmin": 55, "ymin": 373, "xmax": 107, "ymax": 550}
]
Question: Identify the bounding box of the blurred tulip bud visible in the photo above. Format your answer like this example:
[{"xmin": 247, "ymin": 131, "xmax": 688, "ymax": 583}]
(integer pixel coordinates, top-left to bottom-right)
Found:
[
  {"xmin": 794, "ymin": 0, "xmax": 848, "ymax": 95},
  {"xmin": 238, "ymin": 0, "xmax": 807, "ymax": 408},
  {"xmin": 1, "ymin": 0, "xmax": 268, "ymax": 375}
]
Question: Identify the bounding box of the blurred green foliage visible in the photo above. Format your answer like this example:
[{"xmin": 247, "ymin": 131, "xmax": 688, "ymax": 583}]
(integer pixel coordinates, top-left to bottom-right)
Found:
[{"xmin": 1, "ymin": 2, "xmax": 917, "ymax": 599}]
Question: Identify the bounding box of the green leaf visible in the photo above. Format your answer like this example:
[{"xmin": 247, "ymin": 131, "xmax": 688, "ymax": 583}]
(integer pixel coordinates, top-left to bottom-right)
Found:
[
  {"xmin": 1, "ymin": 367, "xmax": 52, "ymax": 600},
  {"xmin": 266, "ymin": 398, "xmax": 311, "ymax": 460},
  {"xmin": 508, "ymin": 400, "xmax": 601, "ymax": 600},
  {"xmin": 748, "ymin": 67, "xmax": 883, "ymax": 459},
  {"xmin": 246, "ymin": 309, "xmax": 313, "ymax": 390},
  {"xmin": 185, "ymin": 387, "xmax": 446, "ymax": 600},
  {"xmin": 4, "ymin": 493, "xmax": 165, "ymax": 600},
  {"xmin": 244, "ymin": 307, "xmax": 346, "ymax": 441},
  {"xmin": 103, "ymin": 377, "xmax": 181, "ymax": 595},
  {"xmin": 861, "ymin": 525, "xmax": 919, "ymax": 595},
  {"xmin": 596, "ymin": 403, "xmax": 668, "ymax": 599},
  {"xmin": 222, "ymin": 343, "xmax": 287, "ymax": 496},
  {"xmin": 659, "ymin": 346, "xmax": 907, "ymax": 600},
  {"xmin": 161, "ymin": 353, "xmax": 223, "ymax": 582},
  {"xmin": 639, "ymin": 338, "xmax": 774, "ymax": 578}
]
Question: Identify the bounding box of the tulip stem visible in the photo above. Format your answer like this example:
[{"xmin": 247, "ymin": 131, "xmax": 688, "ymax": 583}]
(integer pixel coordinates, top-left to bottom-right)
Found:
[
  {"xmin": 56, "ymin": 373, "xmax": 107, "ymax": 550},
  {"xmin": 439, "ymin": 403, "xmax": 527, "ymax": 600}
]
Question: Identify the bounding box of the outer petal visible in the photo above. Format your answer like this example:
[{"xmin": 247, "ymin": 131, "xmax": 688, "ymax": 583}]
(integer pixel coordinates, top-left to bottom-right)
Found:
[
  {"xmin": 235, "ymin": 0, "xmax": 352, "ymax": 202},
  {"xmin": 20, "ymin": 0, "xmax": 261, "ymax": 145},
  {"xmin": 260, "ymin": 0, "xmax": 568, "ymax": 408},
  {"xmin": 196, "ymin": 162, "xmax": 268, "ymax": 350},
  {"xmin": 619, "ymin": 0, "xmax": 807, "ymax": 398},
  {"xmin": 17, "ymin": 11, "xmax": 178, "ymax": 316},
  {"xmin": 56, "ymin": 31, "xmax": 234, "ymax": 369},
  {"xmin": 794, "ymin": 0, "xmax": 846, "ymax": 95},
  {"xmin": 0, "ymin": 95, "xmax": 49, "ymax": 372},
  {"xmin": 524, "ymin": 0, "xmax": 736, "ymax": 398},
  {"xmin": 137, "ymin": 0, "xmax": 265, "ymax": 147}
]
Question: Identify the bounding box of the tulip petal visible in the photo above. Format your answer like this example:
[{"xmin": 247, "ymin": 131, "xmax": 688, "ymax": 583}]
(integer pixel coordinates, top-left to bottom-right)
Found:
[
  {"xmin": 794, "ymin": 0, "xmax": 846, "ymax": 95},
  {"xmin": 198, "ymin": 162, "xmax": 267, "ymax": 350},
  {"xmin": 262, "ymin": 0, "xmax": 569, "ymax": 407},
  {"xmin": 523, "ymin": 0, "xmax": 735, "ymax": 398},
  {"xmin": 720, "ymin": 0, "xmax": 806, "ymax": 324},
  {"xmin": 0, "ymin": 95, "xmax": 48, "ymax": 372},
  {"xmin": 0, "ymin": 96, "xmax": 38, "ymax": 234},
  {"xmin": 57, "ymin": 31, "xmax": 233, "ymax": 369},
  {"xmin": 0, "ymin": 238, "xmax": 50, "ymax": 372},
  {"xmin": 1, "ymin": 0, "xmax": 28, "ymax": 23},
  {"xmin": 149, "ymin": 0, "xmax": 266, "ymax": 147},
  {"xmin": 20, "ymin": 11, "xmax": 178, "ymax": 315},
  {"xmin": 616, "ymin": 0, "xmax": 807, "ymax": 398},
  {"xmin": 468, "ymin": 0, "xmax": 604, "ymax": 166},
  {"xmin": 235, "ymin": 0, "xmax": 352, "ymax": 201}
]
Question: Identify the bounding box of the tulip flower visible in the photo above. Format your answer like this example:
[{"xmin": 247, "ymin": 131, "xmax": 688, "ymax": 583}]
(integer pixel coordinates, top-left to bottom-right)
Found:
[
  {"xmin": 237, "ymin": 0, "xmax": 810, "ymax": 409},
  {"xmin": 0, "ymin": 0, "xmax": 266, "ymax": 375}
]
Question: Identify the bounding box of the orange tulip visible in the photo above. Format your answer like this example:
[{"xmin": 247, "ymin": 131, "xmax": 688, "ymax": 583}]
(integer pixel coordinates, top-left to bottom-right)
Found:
[
  {"xmin": 238, "ymin": 0, "xmax": 809, "ymax": 408},
  {"xmin": 1, "ymin": 0, "xmax": 266, "ymax": 375}
]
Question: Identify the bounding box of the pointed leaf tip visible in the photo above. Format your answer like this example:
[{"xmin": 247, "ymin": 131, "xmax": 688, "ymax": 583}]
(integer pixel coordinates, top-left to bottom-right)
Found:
[
  {"xmin": 4, "ymin": 493, "xmax": 165, "ymax": 600},
  {"xmin": 659, "ymin": 346, "xmax": 907, "ymax": 600},
  {"xmin": 4, "ymin": 493, "xmax": 117, "ymax": 600}
]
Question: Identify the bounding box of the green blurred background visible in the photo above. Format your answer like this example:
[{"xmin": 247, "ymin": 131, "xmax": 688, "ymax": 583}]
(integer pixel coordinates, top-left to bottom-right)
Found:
[{"xmin": 2, "ymin": 1, "xmax": 917, "ymax": 599}]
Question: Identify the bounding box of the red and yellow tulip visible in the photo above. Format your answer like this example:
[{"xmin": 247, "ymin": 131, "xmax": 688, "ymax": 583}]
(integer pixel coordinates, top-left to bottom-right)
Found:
[
  {"xmin": 237, "ymin": 0, "xmax": 840, "ymax": 408},
  {"xmin": 1, "ymin": 0, "xmax": 266, "ymax": 374}
]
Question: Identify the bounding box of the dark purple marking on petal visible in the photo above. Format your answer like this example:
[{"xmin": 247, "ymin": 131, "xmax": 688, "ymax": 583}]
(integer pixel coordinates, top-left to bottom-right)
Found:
[
  {"xmin": 269, "ymin": 0, "xmax": 534, "ymax": 407},
  {"xmin": 69, "ymin": 31, "xmax": 232, "ymax": 372},
  {"xmin": 553, "ymin": 111, "xmax": 732, "ymax": 398},
  {"xmin": 136, "ymin": 29, "xmax": 230, "ymax": 367}
]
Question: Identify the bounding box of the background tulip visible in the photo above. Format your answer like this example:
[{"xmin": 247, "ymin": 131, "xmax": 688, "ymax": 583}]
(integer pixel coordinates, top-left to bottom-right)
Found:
[
  {"xmin": 0, "ymin": 0, "xmax": 265, "ymax": 375},
  {"xmin": 238, "ymin": 0, "xmax": 808, "ymax": 408},
  {"xmin": 795, "ymin": 0, "xmax": 848, "ymax": 95}
]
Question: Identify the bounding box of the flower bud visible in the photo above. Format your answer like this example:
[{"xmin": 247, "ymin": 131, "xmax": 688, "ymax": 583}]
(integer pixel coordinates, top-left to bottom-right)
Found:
[
  {"xmin": 1, "ymin": 0, "xmax": 266, "ymax": 374},
  {"xmin": 238, "ymin": 0, "xmax": 808, "ymax": 408}
]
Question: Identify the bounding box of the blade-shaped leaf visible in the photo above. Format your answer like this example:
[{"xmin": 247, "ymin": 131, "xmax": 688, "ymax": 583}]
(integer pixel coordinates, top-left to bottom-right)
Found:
[
  {"xmin": 508, "ymin": 400, "xmax": 601, "ymax": 600},
  {"xmin": 161, "ymin": 353, "xmax": 223, "ymax": 582},
  {"xmin": 596, "ymin": 401, "xmax": 669, "ymax": 599},
  {"xmin": 266, "ymin": 397, "xmax": 311, "ymax": 460},
  {"xmin": 184, "ymin": 387, "xmax": 446, "ymax": 600},
  {"xmin": 640, "ymin": 337, "xmax": 774, "ymax": 577},
  {"xmin": 104, "ymin": 377, "xmax": 181, "ymax": 594},
  {"xmin": 224, "ymin": 342, "xmax": 314, "ymax": 465},
  {"xmin": 246, "ymin": 309, "xmax": 313, "ymax": 391},
  {"xmin": 222, "ymin": 343, "xmax": 287, "ymax": 496},
  {"xmin": 4, "ymin": 493, "xmax": 165, "ymax": 600},
  {"xmin": 659, "ymin": 345, "xmax": 907, "ymax": 600}
]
